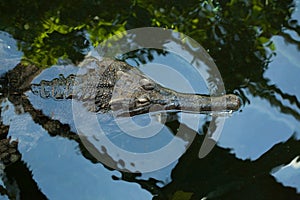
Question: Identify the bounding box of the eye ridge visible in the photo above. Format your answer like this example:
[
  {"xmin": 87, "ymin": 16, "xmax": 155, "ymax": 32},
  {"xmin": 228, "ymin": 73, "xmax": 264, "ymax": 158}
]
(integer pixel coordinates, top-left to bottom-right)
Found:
[{"xmin": 140, "ymin": 78, "xmax": 155, "ymax": 90}]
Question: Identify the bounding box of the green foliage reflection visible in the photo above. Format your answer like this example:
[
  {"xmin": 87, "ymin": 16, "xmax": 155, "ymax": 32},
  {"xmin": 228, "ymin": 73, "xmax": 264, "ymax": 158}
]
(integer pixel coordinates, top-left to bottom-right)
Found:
[
  {"xmin": 1, "ymin": 0, "xmax": 300, "ymax": 199},
  {"xmin": 1, "ymin": 0, "xmax": 299, "ymax": 119}
]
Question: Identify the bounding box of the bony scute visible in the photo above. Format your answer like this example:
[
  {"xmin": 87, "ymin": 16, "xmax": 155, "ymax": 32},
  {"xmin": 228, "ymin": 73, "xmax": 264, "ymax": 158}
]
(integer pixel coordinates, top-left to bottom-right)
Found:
[{"xmin": 31, "ymin": 57, "xmax": 241, "ymax": 116}]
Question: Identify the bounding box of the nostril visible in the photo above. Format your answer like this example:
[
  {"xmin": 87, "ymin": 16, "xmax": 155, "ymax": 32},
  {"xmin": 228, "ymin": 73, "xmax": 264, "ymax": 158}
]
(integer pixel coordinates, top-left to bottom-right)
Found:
[{"xmin": 225, "ymin": 94, "xmax": 241, "ymax": 110}]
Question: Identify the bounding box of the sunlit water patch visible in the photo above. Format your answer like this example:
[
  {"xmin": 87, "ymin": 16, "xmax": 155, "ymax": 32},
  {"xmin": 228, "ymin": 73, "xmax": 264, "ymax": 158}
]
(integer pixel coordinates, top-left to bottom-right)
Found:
[
  {"xmin": 0, "ymin": 31, "xmax": 22, "ymax": 76},
  {"xmin": 272, "ymin": 156, "xmax": 300, "ymax": 193}
]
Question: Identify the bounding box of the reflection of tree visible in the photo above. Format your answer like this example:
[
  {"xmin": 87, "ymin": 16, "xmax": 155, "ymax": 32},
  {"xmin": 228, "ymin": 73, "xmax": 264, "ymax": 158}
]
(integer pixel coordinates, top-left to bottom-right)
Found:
[
  {"xmin": 1, "ymin": 0, "xmax": 299, "ymax": 120},
  {"xmin": 247, "ymin": 81, "xmax": 300, "ymax": 120},
  {"xmin": 0, "ymin": 108, "xmax": 47, "ymax": 199},
  {"xmin": 2, "ymin": 63, "xmax": 299, "ymax": 199},
  {"xmin": 152, "ymin": 122, "xmax": 300, "ymax": 199},
  {"xmin": 1, "ymin": 0, "xmax": 300, "ymax": 199}
]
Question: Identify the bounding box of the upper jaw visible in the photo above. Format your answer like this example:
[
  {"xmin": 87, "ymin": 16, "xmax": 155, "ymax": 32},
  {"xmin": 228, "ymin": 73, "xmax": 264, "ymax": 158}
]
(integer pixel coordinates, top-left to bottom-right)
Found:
[
  {"xmin": 157, "ymin": 92, "xmax": 239, "ymax": 115},
  {"xmin": 110, "ymin": 87, "xmax": 241, "ymax": 117},
  {"xmin": 110, "ymin": 68, "xmax": 241, "ymax": 117}
]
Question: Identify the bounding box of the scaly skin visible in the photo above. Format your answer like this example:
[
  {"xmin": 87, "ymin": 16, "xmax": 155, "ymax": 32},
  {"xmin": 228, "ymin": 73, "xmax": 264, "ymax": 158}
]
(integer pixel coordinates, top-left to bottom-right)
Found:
[{"xmin": 31, "ymin": 57, "xmax": 241, "ymax": 117}]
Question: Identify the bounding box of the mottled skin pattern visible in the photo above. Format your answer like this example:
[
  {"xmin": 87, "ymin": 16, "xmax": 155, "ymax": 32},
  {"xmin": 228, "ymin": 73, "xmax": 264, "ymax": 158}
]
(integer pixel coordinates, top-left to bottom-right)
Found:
[
  {"xmin": 31, "ymin": 57, "xmax": 241, "ymax": 117},
  {"xmin": 0, "ymin": 123, "xmax": 20, "ymax": 165}
]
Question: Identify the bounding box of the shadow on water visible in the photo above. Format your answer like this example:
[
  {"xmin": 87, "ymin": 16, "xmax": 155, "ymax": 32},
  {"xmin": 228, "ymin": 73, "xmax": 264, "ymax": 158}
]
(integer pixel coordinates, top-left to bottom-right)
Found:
[
  {"xmin": 153, "ymin": 121, "xmax": 300, "ymax": 199},
  {"xmin": 0, "ymin": 0, "xmax": 300, "ymax": 199}
]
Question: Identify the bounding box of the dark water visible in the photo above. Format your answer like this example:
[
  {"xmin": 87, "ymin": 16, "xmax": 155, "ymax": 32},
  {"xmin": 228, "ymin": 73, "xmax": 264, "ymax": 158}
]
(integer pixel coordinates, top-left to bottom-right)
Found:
[{"xmin": 1, "ymin": 0, "xmax": 300, "ymax": 199}]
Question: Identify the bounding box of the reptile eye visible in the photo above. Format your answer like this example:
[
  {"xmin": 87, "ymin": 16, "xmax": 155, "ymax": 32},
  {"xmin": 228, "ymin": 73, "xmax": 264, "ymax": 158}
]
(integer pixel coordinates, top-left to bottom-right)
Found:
[
  {"xmin": 140, "ymin": 78, "xmax": 155, "ymax": 90},
  {"xmin": 136, "ymin": 95, "xmax": 150, "ymax": 106},
  {"xmin": 137, "ymin": 97, "xmax": 149, "ymax": 103}
]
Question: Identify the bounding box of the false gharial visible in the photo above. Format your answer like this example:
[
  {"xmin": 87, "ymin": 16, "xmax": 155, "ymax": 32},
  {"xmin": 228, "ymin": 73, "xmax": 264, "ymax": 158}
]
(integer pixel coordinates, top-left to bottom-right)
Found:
[{"xmin": 31, "ymin": 57, "xmax": 241, "ymax": 117}]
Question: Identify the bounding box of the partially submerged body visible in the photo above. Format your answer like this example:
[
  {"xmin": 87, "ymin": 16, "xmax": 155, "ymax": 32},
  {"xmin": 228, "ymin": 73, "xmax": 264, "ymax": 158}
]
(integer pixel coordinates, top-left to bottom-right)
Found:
[{"xmin": 31, "ymin": 57, "xmax": 241, "ymax": 117}]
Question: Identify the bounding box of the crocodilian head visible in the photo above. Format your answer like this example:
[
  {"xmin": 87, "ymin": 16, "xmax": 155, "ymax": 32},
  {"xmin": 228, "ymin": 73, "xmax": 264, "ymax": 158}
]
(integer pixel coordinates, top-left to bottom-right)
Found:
[{"xmin": 108, "ymin": 65, "xmax": 241, "ymax": 117}]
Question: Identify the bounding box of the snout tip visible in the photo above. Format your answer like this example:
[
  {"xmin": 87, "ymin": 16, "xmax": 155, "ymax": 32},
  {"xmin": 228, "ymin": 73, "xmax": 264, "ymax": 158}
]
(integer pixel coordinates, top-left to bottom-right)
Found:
[{"xmin": 224, "ymin": 94, "xmax": 241, "ymax": 111}]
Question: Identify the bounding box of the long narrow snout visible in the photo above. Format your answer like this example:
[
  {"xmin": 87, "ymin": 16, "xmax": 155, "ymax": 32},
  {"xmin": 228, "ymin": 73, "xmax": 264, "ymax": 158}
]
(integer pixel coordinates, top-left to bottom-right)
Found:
[
  {"xmin": 123, "ymin": 82, "xmax": 242, "ymax": 116},
  {"xmin": 174, "ymin": 93, "xmax": 241, "ymax": 113}
]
